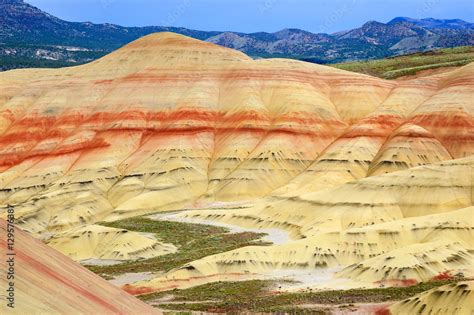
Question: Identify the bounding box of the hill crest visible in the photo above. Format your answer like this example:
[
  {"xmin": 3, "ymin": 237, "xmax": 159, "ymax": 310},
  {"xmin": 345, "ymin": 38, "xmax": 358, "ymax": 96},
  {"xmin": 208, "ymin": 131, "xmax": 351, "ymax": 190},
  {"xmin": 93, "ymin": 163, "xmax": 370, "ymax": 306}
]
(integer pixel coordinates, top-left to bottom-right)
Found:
[{"xmin": 1, "ymin": 0, "xmax": 473, "ymax": 70}]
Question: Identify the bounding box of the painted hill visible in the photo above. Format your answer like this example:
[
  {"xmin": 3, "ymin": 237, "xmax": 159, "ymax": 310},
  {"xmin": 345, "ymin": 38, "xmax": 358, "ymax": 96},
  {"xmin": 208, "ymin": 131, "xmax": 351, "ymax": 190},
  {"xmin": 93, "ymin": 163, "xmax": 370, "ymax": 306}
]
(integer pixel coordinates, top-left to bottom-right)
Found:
[
  {"xmin": 0, "ymin": 33, "xmax": 472, "ymax": 312},
  {"xmin": 0, "ymin": 219, "xmax": 159, "ymax": 314},
  {"xmin": 1, "ymin": 0, "xmax": 473, "ymax": 70}
]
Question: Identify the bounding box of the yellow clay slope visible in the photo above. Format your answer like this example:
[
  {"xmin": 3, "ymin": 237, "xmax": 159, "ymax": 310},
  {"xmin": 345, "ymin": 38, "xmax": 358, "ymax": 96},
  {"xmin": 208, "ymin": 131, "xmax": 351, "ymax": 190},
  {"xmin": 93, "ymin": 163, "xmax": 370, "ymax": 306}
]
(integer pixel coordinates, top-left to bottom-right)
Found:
[
  {"xmin": 45, "ymin": 224, "xmax": 176, "ymax": 262},
  {"xmin": 389, "ymin": 281, "xmax": 474, "ymax": 315}
]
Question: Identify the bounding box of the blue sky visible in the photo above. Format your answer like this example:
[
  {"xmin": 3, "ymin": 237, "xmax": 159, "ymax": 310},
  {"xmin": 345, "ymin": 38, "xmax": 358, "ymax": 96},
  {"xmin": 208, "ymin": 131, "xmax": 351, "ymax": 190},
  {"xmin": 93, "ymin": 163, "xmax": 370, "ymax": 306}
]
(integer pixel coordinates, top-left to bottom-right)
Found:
[{"xmin": 28, "ymin": 0, "xmax": 474, "ymax": 33}]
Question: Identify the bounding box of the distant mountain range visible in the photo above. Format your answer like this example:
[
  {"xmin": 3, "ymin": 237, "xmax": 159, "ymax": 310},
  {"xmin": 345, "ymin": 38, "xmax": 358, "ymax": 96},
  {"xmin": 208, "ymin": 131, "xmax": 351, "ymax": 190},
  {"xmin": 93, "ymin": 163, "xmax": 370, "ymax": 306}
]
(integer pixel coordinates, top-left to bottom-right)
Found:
[{"xmin": 1, "ymin": 0, "xmax": 473, "ymax": 70}]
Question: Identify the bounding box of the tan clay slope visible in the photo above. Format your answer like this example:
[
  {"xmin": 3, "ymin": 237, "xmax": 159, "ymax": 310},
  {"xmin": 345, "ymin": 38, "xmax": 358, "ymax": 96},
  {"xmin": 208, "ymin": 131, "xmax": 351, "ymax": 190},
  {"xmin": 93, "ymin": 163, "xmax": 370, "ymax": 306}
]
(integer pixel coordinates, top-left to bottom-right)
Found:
[
  {"xmin": 367, "ymin": 123, "xmax": 453, "ymax": 176},
  {"xmin": 389, "ymin": 281, "xmax": 474, "ymax": 315},
  {"xmin": 126, "ymin": 161, "xmax": 473, "ymax": 293},
  {"xmin": 0, "ymin": 33, "xmax": 472, "ymax": 239},
  {"xmin": 127, "ymin": 205, "xmax": 474, "ymax": 293},
  {"xmin": 271, "ymin": 66, "xmax": 474, "ymax": 197},
  {"xmin": 45, "ymin": 224, "xmax": 176, "ymax": 262},
  {"xmin": 178, "ymin": 156, "xmax": 474, "ymax": 237},
  {"xmin": 0, "ymin": 220, "xmax": 159, "ymax": 315},
  {"xmin": 337, "ymin": 241, "xmax": 473, "ymax": 283}
]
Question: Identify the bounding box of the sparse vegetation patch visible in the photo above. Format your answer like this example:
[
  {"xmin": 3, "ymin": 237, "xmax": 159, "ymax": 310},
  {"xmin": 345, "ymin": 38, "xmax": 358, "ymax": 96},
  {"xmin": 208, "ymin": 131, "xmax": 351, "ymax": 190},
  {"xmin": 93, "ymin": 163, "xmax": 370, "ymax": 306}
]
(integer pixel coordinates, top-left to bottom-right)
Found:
[
  {"xmin": 140, "ymin": 278, "xmax": 465, "ymax": 313},
  {"xmin": 86, "ymin": 217, "xmax": 269, "ymax": 276},
  {"xmin": 333, "ymin": 46, "xmax": 474, "ymax": 79}
]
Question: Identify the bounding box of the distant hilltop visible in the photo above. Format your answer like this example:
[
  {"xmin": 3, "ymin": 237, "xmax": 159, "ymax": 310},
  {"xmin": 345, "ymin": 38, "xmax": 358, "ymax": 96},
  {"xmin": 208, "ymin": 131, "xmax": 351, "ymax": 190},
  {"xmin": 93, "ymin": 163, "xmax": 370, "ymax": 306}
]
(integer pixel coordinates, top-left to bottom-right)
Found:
[{"xmin": 0, "ymin": 0, "xmax": 473, "ymax": 70}]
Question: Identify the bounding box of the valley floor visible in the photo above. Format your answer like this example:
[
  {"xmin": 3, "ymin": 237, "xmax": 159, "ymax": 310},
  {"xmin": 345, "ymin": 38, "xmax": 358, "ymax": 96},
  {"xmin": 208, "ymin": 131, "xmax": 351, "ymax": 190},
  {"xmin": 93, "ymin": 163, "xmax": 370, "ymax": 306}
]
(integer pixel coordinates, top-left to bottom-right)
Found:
[{"xmin": 80, "ymin": 212, "xmax": 470, "ymax": 314}]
